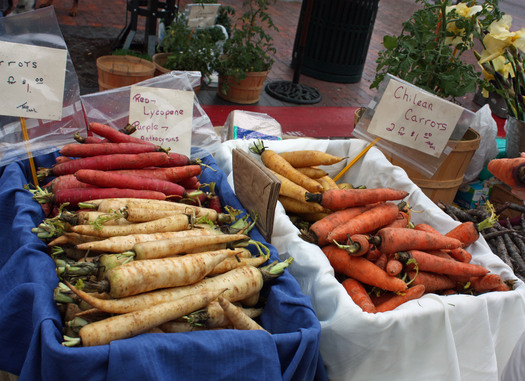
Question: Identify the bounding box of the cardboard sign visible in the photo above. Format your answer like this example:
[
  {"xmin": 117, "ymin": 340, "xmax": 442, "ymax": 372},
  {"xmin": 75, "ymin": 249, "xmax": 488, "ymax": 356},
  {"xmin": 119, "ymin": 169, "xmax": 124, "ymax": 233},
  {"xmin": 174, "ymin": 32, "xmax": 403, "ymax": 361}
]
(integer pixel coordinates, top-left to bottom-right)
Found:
[
  {"xmin": 367, "ymin": 78, "xmax": 464, "ymax": 157},
  {"xmin": 0, "ymin": 41, "xmax": 67, "ymax": 121},
  {"xmin": 128, "ymin": 86, "xmax": 194, "ymax": 157},
  {"xmin": 186, "ymin": 4, "xmax": 221, "ymax": 28},
  {"xmin": 232, "ymin": 148, "xmax": 281, "ymax": 243}
]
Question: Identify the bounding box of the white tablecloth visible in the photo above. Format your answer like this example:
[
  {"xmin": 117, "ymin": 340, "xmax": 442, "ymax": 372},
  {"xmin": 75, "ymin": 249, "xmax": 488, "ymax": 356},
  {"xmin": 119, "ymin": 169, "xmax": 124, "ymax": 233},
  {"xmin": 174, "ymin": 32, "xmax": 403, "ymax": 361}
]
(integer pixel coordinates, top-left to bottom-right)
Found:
[{"xmin": 214, "ymin": 138, "xmax": 525, "ymax": 381}]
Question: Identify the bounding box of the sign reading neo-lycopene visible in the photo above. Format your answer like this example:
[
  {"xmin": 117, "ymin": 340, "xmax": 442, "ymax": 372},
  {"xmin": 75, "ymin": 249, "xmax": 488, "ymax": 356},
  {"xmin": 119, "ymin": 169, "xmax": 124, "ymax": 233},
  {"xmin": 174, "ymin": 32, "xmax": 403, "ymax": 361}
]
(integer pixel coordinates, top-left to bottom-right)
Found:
[
  {"xmin": 0, "ymin": 41, "xmax": 67, "ymax": 121},
  {"xmin": 128, "ymin": 86, "xmax": 194, "ymax": 157},
  {"xmin": 367, "ymin": 78, "xmax": 464, "ymax": 157}
]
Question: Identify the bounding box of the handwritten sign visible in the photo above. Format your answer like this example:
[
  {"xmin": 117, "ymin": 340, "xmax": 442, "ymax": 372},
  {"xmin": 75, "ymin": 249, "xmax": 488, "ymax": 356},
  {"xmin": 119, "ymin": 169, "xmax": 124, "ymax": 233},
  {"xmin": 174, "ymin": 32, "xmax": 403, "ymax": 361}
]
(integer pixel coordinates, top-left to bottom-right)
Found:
[
  {"xmin": 367, "ymin": 78, "xmax": 464, "ymax": 157},
  {"xmin": 186, "ymin": 4, "xmax": 221, "ymax": 28},
  {"xmin": 0, "ymin": 41, "xmax": 67, "ymax": 121},
  {"xmin": 128, "ymin": 86, "xmax": 194, "ymax": 157}
]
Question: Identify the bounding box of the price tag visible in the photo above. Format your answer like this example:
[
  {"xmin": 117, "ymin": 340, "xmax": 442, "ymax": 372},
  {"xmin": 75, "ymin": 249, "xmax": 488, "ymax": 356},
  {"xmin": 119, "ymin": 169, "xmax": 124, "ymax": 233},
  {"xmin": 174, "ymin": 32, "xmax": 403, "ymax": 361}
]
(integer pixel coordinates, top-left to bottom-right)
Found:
[
  {"xmin": 0, "ymin": 41, "xmax": 67, "ymax": 121},
  {"xmin": 128, "ymin": 86, "xmax": 194, "ymax": 157},
  {"xmin": 186, "ymin": 4, "xmax": 221, "ymax": 28},
  {"xmin": 367, "ymin": 78, "xmax": 464, "ymax": 157}
]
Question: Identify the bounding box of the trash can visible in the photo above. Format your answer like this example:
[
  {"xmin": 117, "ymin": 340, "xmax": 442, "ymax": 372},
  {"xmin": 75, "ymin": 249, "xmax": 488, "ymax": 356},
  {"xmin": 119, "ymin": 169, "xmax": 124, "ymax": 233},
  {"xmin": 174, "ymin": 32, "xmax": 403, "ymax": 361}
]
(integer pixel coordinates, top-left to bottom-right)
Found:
[{"xmin": 292, "ymin": 0, "xmax": 380, "ymax": 83}]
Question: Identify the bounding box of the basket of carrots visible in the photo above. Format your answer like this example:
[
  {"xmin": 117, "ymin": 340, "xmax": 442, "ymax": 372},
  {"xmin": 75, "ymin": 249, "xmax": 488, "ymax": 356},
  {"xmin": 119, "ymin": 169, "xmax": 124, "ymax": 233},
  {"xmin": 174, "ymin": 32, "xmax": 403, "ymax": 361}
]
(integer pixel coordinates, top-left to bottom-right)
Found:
[
  {"xmin": 0, "ymin": 127, "xmax": 327, "ymax": 380},
  {"xmin": 214, "ymin": 137, "xmax": 525, "ymax": 381}
]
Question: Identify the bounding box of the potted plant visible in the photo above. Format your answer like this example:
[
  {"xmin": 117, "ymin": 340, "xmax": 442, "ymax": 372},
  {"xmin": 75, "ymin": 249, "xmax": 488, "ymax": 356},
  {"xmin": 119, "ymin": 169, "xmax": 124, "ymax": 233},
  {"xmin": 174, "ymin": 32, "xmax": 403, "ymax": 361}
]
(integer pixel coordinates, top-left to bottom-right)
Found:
[
  {"xmin": 153, "ymin": 13, "xmax": 228, "ymax": 90},
  {"xmin": 214, "ymin": 0, "xmax": 278, "ymax": 104},
  {"xmin": 371, "ymin": 0, "xmax": 501, "ymax": 103}
]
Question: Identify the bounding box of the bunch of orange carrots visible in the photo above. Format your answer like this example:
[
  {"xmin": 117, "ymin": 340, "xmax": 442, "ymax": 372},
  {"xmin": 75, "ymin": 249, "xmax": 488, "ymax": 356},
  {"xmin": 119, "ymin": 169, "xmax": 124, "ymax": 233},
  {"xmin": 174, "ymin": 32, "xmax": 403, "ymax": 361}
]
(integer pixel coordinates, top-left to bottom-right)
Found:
[
  {"xmin": 249, "ymin": 141, "xmax": 514, "ymax": 313},
  {"xmin": 29, "ymin": 122, "xmax": 221, "ymax": 214},
  {"xmin": 27, "ymin": 127, "xmax": 296, "ymax": 347}
]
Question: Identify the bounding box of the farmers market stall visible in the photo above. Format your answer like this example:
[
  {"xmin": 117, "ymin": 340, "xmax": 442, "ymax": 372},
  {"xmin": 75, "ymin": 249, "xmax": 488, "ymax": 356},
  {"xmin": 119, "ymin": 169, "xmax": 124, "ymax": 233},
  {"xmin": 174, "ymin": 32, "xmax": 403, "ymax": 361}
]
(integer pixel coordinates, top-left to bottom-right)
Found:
[
  {"xmin": 214, "ymin": 138, "xmax": 525, "ymax": 381},
  {"xmin": 0, "ymin": 150, "xmax": 327, "ymax": 381}
]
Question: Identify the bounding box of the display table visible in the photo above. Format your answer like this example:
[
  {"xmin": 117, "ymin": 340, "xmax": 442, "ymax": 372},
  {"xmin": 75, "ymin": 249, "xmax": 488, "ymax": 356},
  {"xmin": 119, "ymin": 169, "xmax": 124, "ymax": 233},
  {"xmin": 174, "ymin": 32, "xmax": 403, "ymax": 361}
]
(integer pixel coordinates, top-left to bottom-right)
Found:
[
  {"xmin": 0, "ymin": 152, "xmax": 327, "ymax": 381},
  {"xmin": 214, "ymin": 138, "xmax": 525, "ymax": 381}
]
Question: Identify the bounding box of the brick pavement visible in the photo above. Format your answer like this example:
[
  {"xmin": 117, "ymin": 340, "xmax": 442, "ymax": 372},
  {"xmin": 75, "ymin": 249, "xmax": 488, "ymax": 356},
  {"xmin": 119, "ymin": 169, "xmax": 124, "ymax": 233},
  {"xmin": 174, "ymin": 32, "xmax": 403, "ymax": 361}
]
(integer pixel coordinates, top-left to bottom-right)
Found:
[{"xmin": 46, "ymin": 0, "xmax": 525, "ymax": 110}]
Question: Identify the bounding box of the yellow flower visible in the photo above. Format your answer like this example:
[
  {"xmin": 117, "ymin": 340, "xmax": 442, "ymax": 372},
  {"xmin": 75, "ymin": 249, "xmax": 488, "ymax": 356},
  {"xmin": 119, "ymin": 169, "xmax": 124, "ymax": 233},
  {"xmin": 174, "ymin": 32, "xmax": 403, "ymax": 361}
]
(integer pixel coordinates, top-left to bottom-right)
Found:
[
  {"xmin": 445, "ymin": 3, "xmax": 482, "ymax": 46},
  {"xmin": 492, "ymin": 55, "xmax": 515, "ymax": 79},
  {"xmin": 479, "ymin": 15, "xmax": 525, "ymax": 63}
]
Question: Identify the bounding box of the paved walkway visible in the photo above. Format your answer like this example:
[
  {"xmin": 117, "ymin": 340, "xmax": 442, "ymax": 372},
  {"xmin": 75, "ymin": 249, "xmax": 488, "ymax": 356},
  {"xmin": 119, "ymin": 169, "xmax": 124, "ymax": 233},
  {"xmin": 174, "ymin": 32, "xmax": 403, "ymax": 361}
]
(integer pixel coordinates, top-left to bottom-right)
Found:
[{"xmin": 48, "ymin": 0, "xmax": 525, "ymax": 110}]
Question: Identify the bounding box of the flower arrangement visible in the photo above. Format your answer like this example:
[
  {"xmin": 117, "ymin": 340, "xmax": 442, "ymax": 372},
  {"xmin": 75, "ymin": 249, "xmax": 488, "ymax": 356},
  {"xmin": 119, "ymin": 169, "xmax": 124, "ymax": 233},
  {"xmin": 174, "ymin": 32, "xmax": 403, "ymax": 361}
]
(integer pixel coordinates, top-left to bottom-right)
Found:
[
  {"xmin": 371, "ymin": 0, "xmax": 501, "ymax": 102},
  {"xmin": 477, "ymin": 14, "xmax": 525, "ymax": 121}
]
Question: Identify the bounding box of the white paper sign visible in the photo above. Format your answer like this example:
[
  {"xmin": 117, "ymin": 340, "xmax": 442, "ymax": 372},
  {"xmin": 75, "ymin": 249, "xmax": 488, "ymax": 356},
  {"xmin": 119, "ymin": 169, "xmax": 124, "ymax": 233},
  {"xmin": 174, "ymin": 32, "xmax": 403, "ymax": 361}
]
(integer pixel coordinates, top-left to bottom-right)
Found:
[
  {"xmin": 128, "ymin": 86, "xmax": 194, "ymax": 157},
  {"xmin": 186, "ymin": 4, "xmax": 221, "ymax": 28},
  {"xmin": 367, "ymin": 79, "xmax": 464, "ymax": 157},
  {"xmin": 0, "ymin": 41, "xmax": 67, "ymax": 121}
]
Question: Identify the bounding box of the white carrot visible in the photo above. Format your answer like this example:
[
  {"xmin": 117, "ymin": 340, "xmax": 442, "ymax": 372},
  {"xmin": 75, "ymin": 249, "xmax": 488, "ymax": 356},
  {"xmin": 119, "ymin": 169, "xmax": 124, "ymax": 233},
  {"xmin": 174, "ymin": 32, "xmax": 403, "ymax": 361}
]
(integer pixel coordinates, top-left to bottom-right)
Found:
[
  {"xmin": 73, "ymin": 289, "xmax": 226, "ymax": 346},
  {"xmin": 64, "ymin": 259, "xmax": 292, "ymax": 314},
  {"xmin": 105, "ymin": 249, "xmax": 243, "ymax": 298},
  {"xmin": 217, "ymin": 296, "xmax": 267, "ymax": 331},
  {"xmin": 69, "ymin": 214, "xmax": 192, "ymax": 238},
  {"xmin": 75, "ymin": 228, "xmax": 217, "ymax": 253},
  {"xmin": 132, "ymin": 234, "xmax": 249, "ymax": 260},
  {"xmin": 185, "ymin": 300, "xmax": 263, "ymax": 328}
]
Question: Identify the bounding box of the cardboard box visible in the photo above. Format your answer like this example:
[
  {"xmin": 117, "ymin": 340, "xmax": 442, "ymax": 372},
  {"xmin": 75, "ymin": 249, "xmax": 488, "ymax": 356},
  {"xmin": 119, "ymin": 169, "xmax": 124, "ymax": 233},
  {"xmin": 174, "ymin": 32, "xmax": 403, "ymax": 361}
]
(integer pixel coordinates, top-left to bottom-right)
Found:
[{"xmin": 454, "ymin": 180, "xmax": 492, "ymax": 209}]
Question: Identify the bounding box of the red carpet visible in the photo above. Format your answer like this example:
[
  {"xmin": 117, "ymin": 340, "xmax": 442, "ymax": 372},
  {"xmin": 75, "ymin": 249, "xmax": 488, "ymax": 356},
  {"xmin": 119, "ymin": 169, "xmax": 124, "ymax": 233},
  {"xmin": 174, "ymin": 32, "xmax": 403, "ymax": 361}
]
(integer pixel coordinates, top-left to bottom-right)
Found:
[{"xmin": 201, "ymin": 105, "xmax": 359, "ymax": 139}]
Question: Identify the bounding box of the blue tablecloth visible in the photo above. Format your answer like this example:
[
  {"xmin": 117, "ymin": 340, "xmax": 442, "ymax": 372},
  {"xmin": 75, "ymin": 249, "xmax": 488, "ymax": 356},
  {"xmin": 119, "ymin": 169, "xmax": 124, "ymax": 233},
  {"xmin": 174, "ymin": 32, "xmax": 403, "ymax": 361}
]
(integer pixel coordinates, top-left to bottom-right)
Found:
[{"xmin": 0, "ymin": 152, "xmax": 327, "ymax": 381}]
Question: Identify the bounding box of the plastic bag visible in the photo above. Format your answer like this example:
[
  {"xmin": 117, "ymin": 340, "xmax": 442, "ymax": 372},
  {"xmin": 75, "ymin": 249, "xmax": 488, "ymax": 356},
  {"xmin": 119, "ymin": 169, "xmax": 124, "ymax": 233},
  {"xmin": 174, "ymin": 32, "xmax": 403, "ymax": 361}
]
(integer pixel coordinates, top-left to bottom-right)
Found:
[
  {"xmin": 220, "ymin": 110, "xmax": 282, "ymax": 141},
  {"xmin": 462, "ymin": 104, "xmax": 499, "ymax": 185},
  {"xmin": 0, "ymin": 7, "xmax": 85, "ymax": 167},
  {"xmin": 81, "ymin": 71, "xmax": 222, "ymax": 159}
]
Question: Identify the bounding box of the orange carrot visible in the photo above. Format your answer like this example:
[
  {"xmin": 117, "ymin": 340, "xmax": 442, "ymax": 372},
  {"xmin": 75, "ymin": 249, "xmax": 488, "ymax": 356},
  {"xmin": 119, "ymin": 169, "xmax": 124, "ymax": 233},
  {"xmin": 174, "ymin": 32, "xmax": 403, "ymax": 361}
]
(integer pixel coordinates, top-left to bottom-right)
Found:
[
  {"xmin": 413, "ymin": 223, "xmax": 441, "ymax": 235},
  {"xmin": 386, "ymin": 258, "xmax": 403, "ymax": 277},
  {"xmin": 305, "ymin": 203, "xmax": 380, "ymax": 245},
  {"xmin": 446, "ymin": 247, "xmax": 472, "ymax": 263},
  {"xmin": 326, "ymin": 203, "xmax": 402, "ymax": 244},
  {"xmin": 305, "ymin": 187, "xmax": 409, "ymax": 211},
  {"xmin": 279, "ymin": 150, "xmax": 345, "ymax": 167},
  {"xmin": 341, "ymin": 278, "xmax": 376, "ymax": 313},
  {"xmin": 369, "ymin": 227, "xmax": 462, "ymax": 255},
  {"xmin": 342, "ymin": 234, "xmax": 371, "ymax": 256},
  {"xmin": 322, "ymin": 245, "xmax": 408, "ymax": 292},
  {"xmin": 407, "ymin": 271, "xmax": 456, "ymax": 293},
  {"xmin": 383, "ymin": 211, "xmax": 410, "ymax": 229},
  {"xmin": 469, "ymin": 273, "xmax": 506, "ymax": 293},
  {"xmin": 373, "ymin": 252, "xmax": 388, "ymax": 271},
  {"xmin": 445, "ymin": 217, "xmax": 495, "ymax": 248},
  {"xmin": 365, "ymin": 246, "xmax": 382, "ymax": 262},
  {"xmin": 487, "ymin": 157, "xmax": 525, "ymax": 189},
  {"xmin": 396, "ymin": 250, "xmax": 489, "ymax": 277},
  {"xmin": 375, "ymin": 284, "xmax": 426, "ymax": 313}
]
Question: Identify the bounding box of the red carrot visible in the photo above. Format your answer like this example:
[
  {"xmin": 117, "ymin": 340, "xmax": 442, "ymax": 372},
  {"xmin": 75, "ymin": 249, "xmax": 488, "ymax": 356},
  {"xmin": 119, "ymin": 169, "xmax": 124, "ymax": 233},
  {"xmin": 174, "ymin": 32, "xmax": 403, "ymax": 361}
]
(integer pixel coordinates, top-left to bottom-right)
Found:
[
  {"xmin": 373, "ymin": 252, "xmax": 388, "ymax": 271},
  {"xmin": 305, "ymin": 203, "xmax": 380, "ymax": 246},
  {"xmin": 157, "ymin": 152, "xmax": 198, "ymax": 167},
  {"xmin": 89, "ymin": 122, "xmax": 157, "ymax": 148},
  {"xmin": 55, "ymin": 156, "xmax": 73, "ymax": 164},
  {"xmin": 322, "ymin": 245, "xmax": 408, "ymax": 292},
  {"xmin": 375, "ymin": 284, "xmax": 426, "ymax": 313},
  {"xmin": 177, "ymin": 176, "xmax": 200, "ymax": 189},
  {"xmin": 396, "ymin": 250, "xmax": 488, "ymax": 277},
  {"xmin": 33, "ymin": 187, "xmax": 166, "ymax": 206},
  {"xmin": 342, "ymin": 278, "xmax": 376, "ymax": 313},
  {"xmin": 112, "ymin": 165, "xmax": 202, "ymax": 183},
  {"xmin": 326, "ymin": 203, "xmax": 402, "ymax": 244},
  {"xmin": 74, "ymin": 169, "xmax": 187, "ymax": 198},
  {"xmin": 487, "ymin": 157, "xmax": 525, "ymax": 189},
  {"xmin": 43, "ymin": 174, "xmax": 95, "ymax": 193},
  {"xmin": 369, "ymin": 227, "xmax": 462, "ymax": 255},
  {"xmin": 407, "ymin": 271, "xmax": 456, "ymax": 293},
  {"xmin": 37, "ymin": 152, "xmax": 169, "ymax": 179},
  {"xmin": 305, "ymin": 187, "xmax": 409, "ymax": 211},
  {"xmin": 60, "ymin": 142, "xmax": 162, "ymax": 157}
]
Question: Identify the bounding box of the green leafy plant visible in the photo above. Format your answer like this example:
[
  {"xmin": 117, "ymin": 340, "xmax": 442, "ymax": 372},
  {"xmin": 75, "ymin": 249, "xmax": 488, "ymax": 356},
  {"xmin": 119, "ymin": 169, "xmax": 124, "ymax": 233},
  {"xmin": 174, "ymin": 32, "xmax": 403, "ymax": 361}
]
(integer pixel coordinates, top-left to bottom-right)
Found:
[
  {"xmin": 214, "ymin": 0, "xmax": 278, "ymax": 91},
  {"xmin": 157, "ymin": 14, "xmax": 227, "ymax": 82},
  {"xmin": 371, "ymin": 0, "xmax": 502, "ymax": 102}
]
